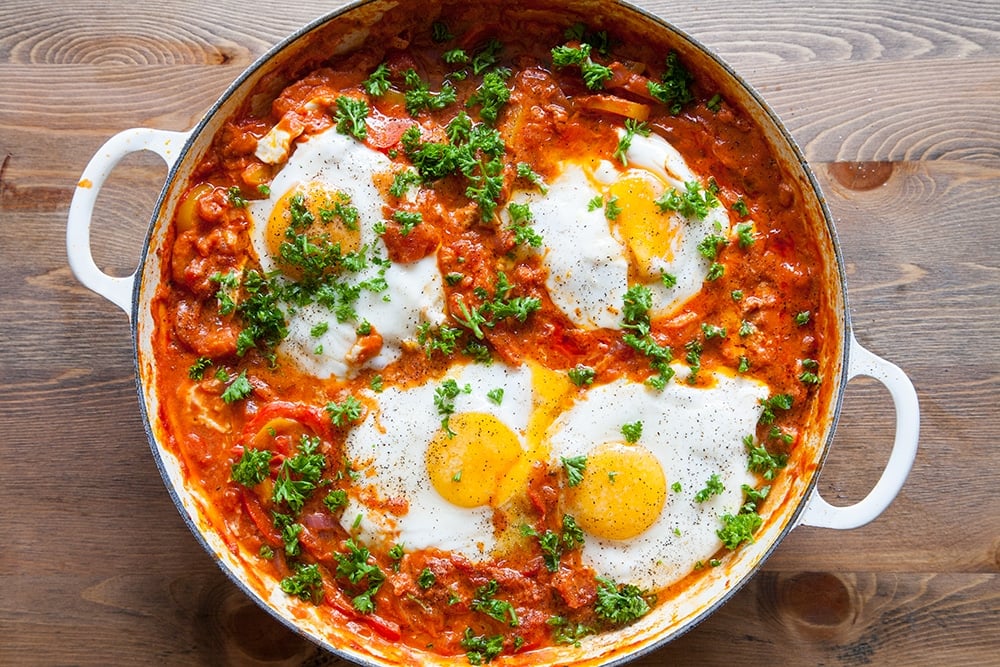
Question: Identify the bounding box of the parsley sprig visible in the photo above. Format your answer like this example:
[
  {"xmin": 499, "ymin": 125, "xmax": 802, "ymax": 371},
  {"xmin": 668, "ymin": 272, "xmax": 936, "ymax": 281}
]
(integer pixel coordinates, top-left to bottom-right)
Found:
[
  {"xmin": 334, "ymin": 539, "xmax": 385, "ymax": 614},
  {"xmin": 655, "ymin": 180, "xmax": 720, "ymax": 219},
  {"xmin": 613, "ymin": 119, "xmax": 651, "ymax": 166},
  {"xmin": 271, "ymin": 435, "xmax": 326, "ymax": 514},
  {"xmin": 594, "ymin": 577, "xmax": 653, "ymax": 625},
  {"xmin": 471, "ymin": 580, "xmax": 519, "ymax": 626},
  {"xmin": 551, "ymin": 42, "xmax": 612, "ymax": 90},
  {"xmin": 647, "ymin": 51, "xmax": 695, "ymax": 114},
  {"xmin": 521, "ymin": 514, "xmax": 586, "ymax": 572},
  {"xmin": 449, "ymin": 271, "xmax": 541, "ymax": 341},
  {"xmin": 620, "ymin": 285, "xmax": 675, "ymax": 390},
  {"xmin": 400, "ymin": 119, "xmax": 506, "ymax": 221}
]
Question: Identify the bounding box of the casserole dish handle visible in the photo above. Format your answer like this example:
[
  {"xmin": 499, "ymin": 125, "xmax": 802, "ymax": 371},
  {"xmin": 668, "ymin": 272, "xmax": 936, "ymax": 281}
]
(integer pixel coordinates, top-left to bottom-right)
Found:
[
  {"xmin": 797, "ymin": 334, "xmax": 919, "ymax": 529},
  {"xmin": 67, "ymin": 127, "xmax": 190, "ymax": 320}
]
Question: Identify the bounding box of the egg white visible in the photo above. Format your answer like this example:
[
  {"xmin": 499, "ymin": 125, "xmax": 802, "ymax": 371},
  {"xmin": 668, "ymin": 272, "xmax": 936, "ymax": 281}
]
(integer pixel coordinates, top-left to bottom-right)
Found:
[
  {"xmin": 506, "ymin": 128, "xmax": 731, "ymax": 330},
  {"xmin": 340, "ymin": 362, "xmax": 534, "ymax": 558},
  {"xmin": 546, "ymin": 368, "xmax": 769, "ymax": 591},
  {"xmin": 248, "ymin": 127, "xmax": 446, "ymax": 379},
  {"xmin": 622, "ymin": 131, "xmax": 732, "ymax": 317}
]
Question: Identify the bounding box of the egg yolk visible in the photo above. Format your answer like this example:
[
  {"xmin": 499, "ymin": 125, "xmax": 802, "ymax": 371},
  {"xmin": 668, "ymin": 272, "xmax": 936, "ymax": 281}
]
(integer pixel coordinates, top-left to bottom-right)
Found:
[
  {"xmin": 426, "ymin": 412, "xmax": 523, "ymax": 508},
  {"xmin": 607, "ymin": 170, "xmax": 679, "ymax": 281},
  {"xmin": 267, "ymin": 181, "xmax": 362, "ymax": 270},
  {"xmin": 567, "ymin": 440, "xmax": 667, "ymax": 540},
  {"xmin": 493, "ymin": 362, "xmax": 577, "ymax": 507}
]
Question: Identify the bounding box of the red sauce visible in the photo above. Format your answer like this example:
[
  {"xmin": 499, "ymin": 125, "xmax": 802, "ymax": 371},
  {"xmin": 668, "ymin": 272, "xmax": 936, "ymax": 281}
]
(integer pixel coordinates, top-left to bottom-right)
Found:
[{"xmin": 151, "ymin": 4, "xmax": 833, "ymax": 662}]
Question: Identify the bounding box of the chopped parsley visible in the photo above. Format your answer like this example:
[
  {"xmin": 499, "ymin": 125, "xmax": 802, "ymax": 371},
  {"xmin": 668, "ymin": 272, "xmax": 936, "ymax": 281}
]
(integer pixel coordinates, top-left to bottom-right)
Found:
[
  {"xmin": 431, "ymin": 21, "xmax": 453, "ymax": 43},
  {"xmin": 318, "ymin": 192, "xmax": 359, "ymax": 230},
  {"xmin": 466, "ymin": 68, "xmax": 512, "ymax": 124},
  {"xmin": 620, "ymin": 285, "xmax": 675, "ymax": 390},
  {"xmin": 620, "ymin": 420, "xmax": 643, "ymax": 443},
  {"xmin": 701, "ymin": 322, "xmax": 727, "ymax": 339},
  {"xmin": 435, "ymin": 379, "xmax": 472, "ymax": 437},
  {"xmin": 684, "ymin": 339, "xmax": 703, "ymax": 384},
  {"xmin": 417, "ymin": 568, "xmax": 436, "ymax": 589},
  {"xmin": 326, "ymin": 395, "xmax": 364, "ymax": 427},
  {"xmin": 655, "ymin": 179, "xmax": 719, "ymax": 219},
  {"xmin": 461, "ymin": 628, "xmax": 504, "ymax": 665},
  {"xmin": 389, "ymin": 170, "xmax": 420, "ymax": 198},
  {"xmin": 402, "ymin": 68, "xmax": 457, "ymax": 116},
  {"xmin": 613, "ymin": 118, "xmax": 651, "ymax": 166},
  {"xmin": 392, "ymin": 209, "xmax": 423, "ymax": 235},
  {"xmin": 795, "ymin": 310, "xmax": 812, "ymax": 326},
  {"xmin": 706, "ymin": 262, "xmax": 725, "ymax": 281},
  {"xmin": 388, "ymin": 543, "xmax": 405, "ymax": 571},
  {"xmin": 227, "ymin": 186, "xmax": 247, "ymax": 208},
  {"xmin": 471, "ymin": 580, "xmax": 519, "ymax": 626},
  {"xmin": 210, "ymin": 270, "xmax": 239, "ymax": 315},
  {"xmin": 561, "ymin": 455, "xmax": 587, "ymax": 487},
  {"xmin": 231, "ymin": 447, "xmax": 272, "ymax": 487},
  {"xmin": 758, "ymin": 393, "xmax": 794, "ymax": 425},
  {"xmin": 416, "ymin": 322, "xmax": 463, "ymax": 357},
  {"xmin": 310, "ymin": 321, "xmax": 329, "ymax": 338},
  {"xmin": 506, "ymin": 202, "xmax": 543, "ymax": 248},
  {"xmin": 694, "ymin": 473, "xmax": 725, "ymax": 502},
  {"xmin": 587, "ymin": 194, "xmax": 603, "ymax": 211},
  {"xmin": 334, "ymin": 539, "xmax": 385, "ymax": 614},
  {"xmin": 334, "ymin": 96, "xmax": 369, "ymax": 140},
  {"xmin": 738, "ymin": 355, "xmax": 751, "ymax": 373},
  {"xmin": 323, "ymin": 489, "xmax": 348, "ymax": 512},
  {"xmin": 272, "ymin": 512, "xmax": 302, "ymax": 556},
  {"xmin": 551, "ymin": 42, "xmax": 612, "ymax": 90},
  {"xmin": 733, "ymin": 197, "xmax": 750, "ymax": 217},
  {"xmin": 221, "ymin": 370, "xmax": 253, "ymax": 403},
  {"xmin": 718, "ymin": 510, "xmax": 763, "ymax": 550},
  {"xmin": 739, "ymin": 319, "xmax": 755, "ymax": 337},
  {"xmin": 362, "ymin": 62, "xmax": 391, "ymax": 97},
  {"xmin": 516, "ymin": 162, "xmax": 548, "ymax": 193},
  {"xmin": 280, "ymin": 562, "xmax": 324, "ymax": 603},
  {"xmin": 647, "ymin": 51, "xmax": 694, "ymax": 114},
  {"xmin": 450, "ymin": 271, "xmax": 541, "ymax": 340},
  {"xmin": 471, "ymin": 38, "xmax": 504, "ymax": 76},
  {"xmin": 547, "ymin": 616, "xmax": 593, "ymax": 647},
  {"xmin": 271, "ymin": 435, "xmax": 325, "ymax": 514},
  {"xmin": 521, "ymin": 514, "xmax": 585, "ymax": 572},
  {"xmin": 568, "ymin": 364, "xmax": 596, "ymax": 386},
  {"xmin": 604, "ymin": 195, "xmax": 622, "ymax": 221},
  {"xmin": 443, "ymin": 48, "xmax": 469, "ymax": 65},
  {"xmin": 399, "ymin": 119, "xmax": 506, "ymax": 221},
  {"xmin": 594, "ymin": 577, "xmax": 653, "ymax": 625},
  {"xmin": 487, "ymin": 387, "xmax": 504, "ymax": 405},
  {"xmin": 744, "ymin": 434, "xmax": 789, "ymax": 480},
  {"xmin": 697, "ymin": 233, "xmax": 729, "ymax": 260},
  {"xmin": 742, "ymin": 484, "xmax": 771, "ymax": 511},
  {"xmin": 799, "ymin": 370, "xmax": 822, "ymax": 385},
  {"xmin": 736, "ymin": 222, "xmax": 756, "ymax": 248},
  {"xmin": 188, "ymin": 356, "xmax": 212, "ymax": 380},
  {"xmin": 706, "ymin": 93, "xmax": 723, "ymax": 112}
]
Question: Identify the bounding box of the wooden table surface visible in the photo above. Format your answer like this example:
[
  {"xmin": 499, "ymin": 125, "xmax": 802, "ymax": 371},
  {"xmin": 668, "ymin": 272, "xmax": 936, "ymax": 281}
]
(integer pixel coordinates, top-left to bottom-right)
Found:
[{"xmin": 2, "ymin": 0, "xmax": 998, "ymax": 665}]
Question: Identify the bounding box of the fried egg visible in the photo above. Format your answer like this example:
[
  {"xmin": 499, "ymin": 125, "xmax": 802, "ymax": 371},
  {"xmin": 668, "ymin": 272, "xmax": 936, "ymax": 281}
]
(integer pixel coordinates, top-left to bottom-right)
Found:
[
  {"xmin": 506, "ymin": 129, "xmax": 731, "ymax": 328},
  {"xmin": 339, "ymin": 362, "xmax": 536, "ymax": 558},
  {"xmin": 546, "ymin": 368, "xmax": 768, "ymax": 591},
  {"xmin": 248, "ymin": 128, "xmax": 446, "ymax": 379}
]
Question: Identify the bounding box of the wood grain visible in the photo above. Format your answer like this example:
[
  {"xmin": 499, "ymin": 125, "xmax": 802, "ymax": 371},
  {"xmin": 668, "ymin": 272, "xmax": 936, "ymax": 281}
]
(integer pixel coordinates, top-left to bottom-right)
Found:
[{"xmin": 1, "ymin": 0, "xmax": 998, "ymax": 665}]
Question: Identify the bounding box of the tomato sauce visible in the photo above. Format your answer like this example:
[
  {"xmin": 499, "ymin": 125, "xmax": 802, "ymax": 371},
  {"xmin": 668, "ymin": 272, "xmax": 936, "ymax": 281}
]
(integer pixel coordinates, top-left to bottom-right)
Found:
[{"xmin": 151, "ymin": 4, "xmax": 832, "ymax": 662}]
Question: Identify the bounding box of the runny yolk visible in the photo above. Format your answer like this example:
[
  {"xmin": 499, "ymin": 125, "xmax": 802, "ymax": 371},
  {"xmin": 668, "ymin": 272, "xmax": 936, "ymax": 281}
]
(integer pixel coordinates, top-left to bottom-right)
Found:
[
  {"xmin": 607, "ymin": 170, "xmax": 679, "ymax": 281},
  {"xmin": 426, "ymin": 412, "xmax": 523, "ymax": 508},
  {"xmin": 266, "ymin": 181, "xmax": 362, "ymax": 270},
  {"xmin": 567, "ymin": 440, "xmax": 667, "ymax": 540}
]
